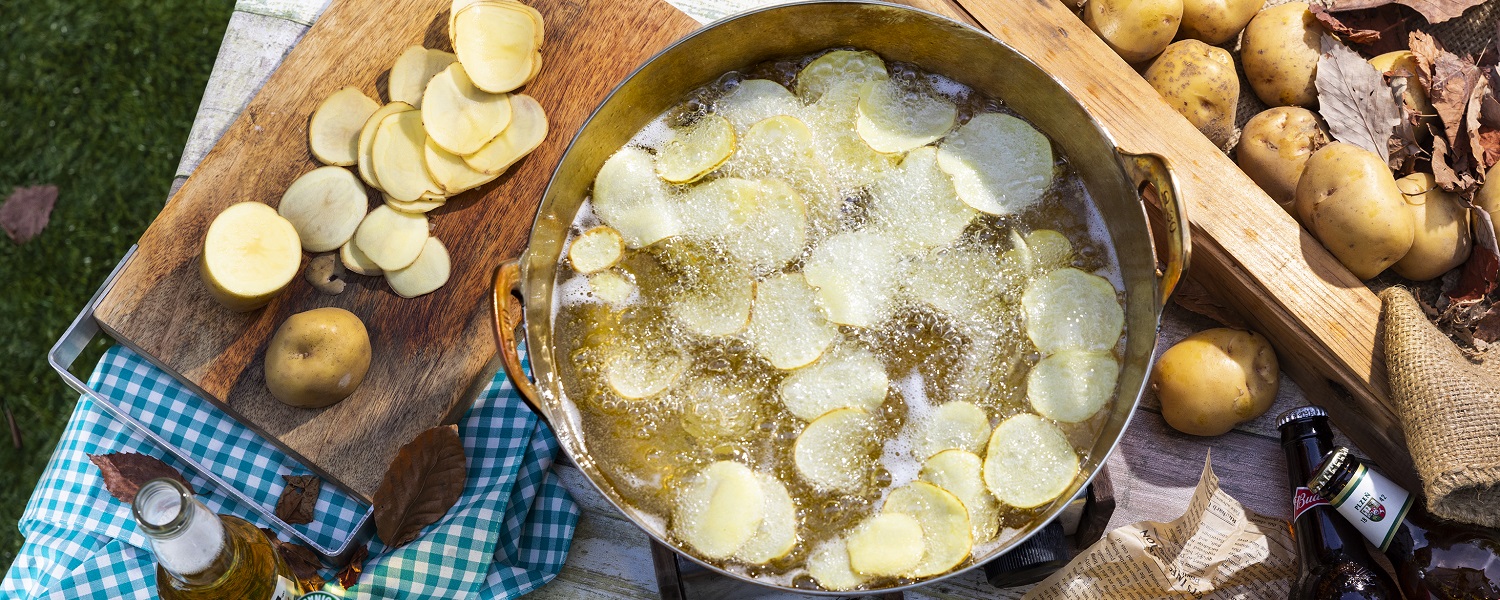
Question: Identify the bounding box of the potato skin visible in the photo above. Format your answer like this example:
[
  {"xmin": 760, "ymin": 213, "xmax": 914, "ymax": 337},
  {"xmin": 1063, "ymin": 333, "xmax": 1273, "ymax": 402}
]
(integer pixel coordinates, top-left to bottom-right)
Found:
[
  {"xmin": 1295, "ymin": 143, "xmax": 1415, "ymax": 280},
  {"xmin": 1084, "ymin": 0, "xmax": 1184, "ymax": 64},
  {"xmin": 1475, "ymin": 163, "xmax": 1500, "ymax": 244},
  {"xmin": 1236, "ymin": 107, "xmax": 1327, "ymax": 214},
  {"xmin": 1241, "ymin": 3, "xmax": 1325, "ymax": 107},
  {"xmin": 1153, "ymin": 328, "xmax": 1279, "ymax": 437},
  {"xmin": 1145, "ymin": 40, "xmax": 1239, "ymax": 148},
  {"xmin": 1391, "ymin": 173, "xmax": 1472, "ymax": 281},
  {"xmin": 1179, "ymin": 0, "xmax": 1265, "ymax": 45},
  {"xmin": 265, "ymin": 307, "xmax": 372, "ymax": 408}
]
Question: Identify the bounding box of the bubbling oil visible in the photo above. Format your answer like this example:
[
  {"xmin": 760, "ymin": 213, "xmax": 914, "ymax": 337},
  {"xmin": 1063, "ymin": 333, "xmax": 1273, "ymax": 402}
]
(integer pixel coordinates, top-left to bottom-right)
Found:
[{"xmin": 551, "ymin": 48, "xmax": 1124, "ymax": 588}]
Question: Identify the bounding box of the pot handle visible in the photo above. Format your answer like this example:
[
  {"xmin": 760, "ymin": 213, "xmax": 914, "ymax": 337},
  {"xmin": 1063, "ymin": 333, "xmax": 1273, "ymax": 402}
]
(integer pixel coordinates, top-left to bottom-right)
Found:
[
  {"xmin": 1118, "ymin": 149, "xmax": 1191, "ymax": 308},
  {"xmin": 492, "ymin": 258, "xmax": 545, "ymax": 414}
]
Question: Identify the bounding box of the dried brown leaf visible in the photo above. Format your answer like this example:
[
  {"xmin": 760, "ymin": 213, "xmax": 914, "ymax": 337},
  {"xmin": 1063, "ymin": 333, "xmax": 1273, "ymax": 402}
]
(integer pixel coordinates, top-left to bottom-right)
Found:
[
  {"xmin": 337, "ymin": 543, "xmax": 367, "ymax": 589},
  {"xmin": 1317, "ymin": 35, "xmax": 1402, "ymax": 164},
  {"xmin": 1328, "ymin": 0, "xmax": 1485, "ymax": 24},
  {"xmin": 1431, "ymin": 123, "xmax": 1480, "ymax": 191},
  {"xmin": 1310, "ymin": 5, "xmax": 1384, "ymax": 44},
  {"xmin": 1409, "ymin": 31, "xmax": 1441, "ymax": 91},
  {"xmin": 87, "ymin": 453, "xmax": 194, "ymax": 503},
  {"xmin": 1448, "ymin": 244, "xmax": 1499, "ymax": 302},
  {"xmin": 275, "ymin": 474, "xmax": 322, "ymax": 525},
  {"xmin": 1474, "ymin": 306, "xmax": 1500, "ymax": 343},
  {"xmin": 280, "ymin": 541, "xmax": 326, "ymax": 591},
  {"xmin": 1431, "ymin": 51, "xmax": 1481, "ymax": 149},
  {"xmin": 1480, "ymin": 94, "xmax": 1500, "ymax": 169},
  {"xmin": 1170, "ymin": 277, "xmax": 1248, "ymax": 329},
  {"xmin": 0, "ymin": 185, "xmax": 57, "ymax": 244},
  {"xmin": 373, "ymin": 424, "xmax": 466, "ymax": 548},
  {"xmin": 1465, "ymin": 75, "xmax": 1490, "ymax": 180}
]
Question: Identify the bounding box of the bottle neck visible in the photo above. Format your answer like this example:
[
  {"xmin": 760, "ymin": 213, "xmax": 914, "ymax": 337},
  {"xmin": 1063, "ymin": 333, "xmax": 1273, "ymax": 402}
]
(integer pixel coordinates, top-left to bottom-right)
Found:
[
  {"xmin": 1311, "ymin": 449, "xmax": 1415, "ymax": 553},
  {"xmin": 1278, "ymin": 415, "xmax": 1335, "ymax": 522},
  {"xmin": 133, "ymin": 479, "xmax": 234, "ymax": 586}
]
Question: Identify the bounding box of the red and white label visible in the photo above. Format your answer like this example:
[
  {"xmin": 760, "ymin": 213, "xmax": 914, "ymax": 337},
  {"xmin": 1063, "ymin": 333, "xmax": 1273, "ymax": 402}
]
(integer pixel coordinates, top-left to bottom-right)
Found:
[{"xmin": 1292, "ymin": 486, "xmax": 1329, "ymax": 520}]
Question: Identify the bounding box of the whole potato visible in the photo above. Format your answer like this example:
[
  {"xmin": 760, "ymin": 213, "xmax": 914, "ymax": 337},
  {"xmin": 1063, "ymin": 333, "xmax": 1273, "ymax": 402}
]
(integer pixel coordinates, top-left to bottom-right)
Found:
[
  {"xmin": 1084, "ymin": 0, "xmax": 1184, "ymax": 64},
  {"xmin": 264, "ymin": 307, "xmax": 372, "ymax": 408},
  {"xmin": 1370, "ymin": 51, "xmax": 1435, "ymax": 137},
  {"xmin": 1145, "ymin": 40, "xmax": 1239, "ymax": 148},
  {"xmin": 1179, "ymin": 0, "xmax": 1265, "ymax": 45},
  {"xmin": 1295, "ymin": 143, "xmax": 1415, "ymax": 280},
  {"xmin": 1391, "ymin": 173, "xmax": 1472, "ymax": 281},
  {"xmin": 1153, "ymin": 328, "xmax": 1279, "ymax": 437},
  {"xmin": 1236, "ymin": 107, "xmax": 1328, "ymax": 214},
  {"xmin": 1241, "ymin": 3, "xmax": 1326, "ymax": 108},
  {"xmin": 1475, "ymin": 163, "xmax": 1500, "ymax": 243}
]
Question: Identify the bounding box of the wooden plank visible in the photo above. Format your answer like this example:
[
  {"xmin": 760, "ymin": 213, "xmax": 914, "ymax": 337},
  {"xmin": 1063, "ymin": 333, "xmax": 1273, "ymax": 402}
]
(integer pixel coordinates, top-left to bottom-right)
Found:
[{"xmin": 96, "ymin": 0, "xmax": 701, "ymax": 501}]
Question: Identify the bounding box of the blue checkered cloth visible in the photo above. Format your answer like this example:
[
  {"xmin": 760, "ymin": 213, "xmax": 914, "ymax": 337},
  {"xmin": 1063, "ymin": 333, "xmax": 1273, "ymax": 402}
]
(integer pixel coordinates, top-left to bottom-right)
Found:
[{"xmin": 1, "ymin": 345, "xmax": 578, "ymax": 598}]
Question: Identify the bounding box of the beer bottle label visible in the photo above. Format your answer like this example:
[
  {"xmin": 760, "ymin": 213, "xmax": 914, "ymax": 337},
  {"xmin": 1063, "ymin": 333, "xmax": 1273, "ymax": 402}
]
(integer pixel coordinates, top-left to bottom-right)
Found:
[
  {"xmin": 1291, "ymin": 486, "xmax": 1329, "ymax": 520},
  {"xmin": 1328, "ymin": 463, "xmax": 1413, "ymax": 552}
]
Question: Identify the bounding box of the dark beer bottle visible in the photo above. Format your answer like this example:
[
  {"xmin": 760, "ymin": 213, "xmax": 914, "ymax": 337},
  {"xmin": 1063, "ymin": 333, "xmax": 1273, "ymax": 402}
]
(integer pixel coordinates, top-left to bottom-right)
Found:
[
  {"xmin": 1278, "ymin": 406, "xmax": 1401, "ymax": 599},
  {"xmin": 1309, "ymin": 446, "xmax": 1500, "ymax": 599}
]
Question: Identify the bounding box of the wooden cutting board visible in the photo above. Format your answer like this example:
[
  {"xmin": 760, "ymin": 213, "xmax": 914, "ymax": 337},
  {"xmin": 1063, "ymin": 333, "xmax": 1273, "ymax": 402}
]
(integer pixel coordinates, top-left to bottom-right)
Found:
[{"xmin": 95, "ymin": 0, "xmax": 700, "ymax": 501}]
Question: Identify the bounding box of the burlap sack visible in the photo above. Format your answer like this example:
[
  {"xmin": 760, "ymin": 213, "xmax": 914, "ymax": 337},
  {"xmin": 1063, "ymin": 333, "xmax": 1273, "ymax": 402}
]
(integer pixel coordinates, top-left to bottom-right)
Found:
[{"xmin": 1380, "ymin": 287, "xmax": 1500, "ymax": 527}]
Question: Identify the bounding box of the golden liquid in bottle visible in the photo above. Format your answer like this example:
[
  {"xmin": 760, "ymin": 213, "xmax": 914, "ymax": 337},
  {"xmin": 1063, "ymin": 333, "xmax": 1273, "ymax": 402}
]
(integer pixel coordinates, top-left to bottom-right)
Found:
[{"xmin": 157, "ymin": 515, "xmax": 303, "ymax": 600}]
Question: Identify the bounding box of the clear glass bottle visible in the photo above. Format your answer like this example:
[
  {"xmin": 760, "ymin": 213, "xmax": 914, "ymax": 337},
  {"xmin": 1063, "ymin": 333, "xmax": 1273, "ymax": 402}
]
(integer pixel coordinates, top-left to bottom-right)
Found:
[{"xmin": 132, "ymin": 477, "xmax": 305, "ymax": 600}]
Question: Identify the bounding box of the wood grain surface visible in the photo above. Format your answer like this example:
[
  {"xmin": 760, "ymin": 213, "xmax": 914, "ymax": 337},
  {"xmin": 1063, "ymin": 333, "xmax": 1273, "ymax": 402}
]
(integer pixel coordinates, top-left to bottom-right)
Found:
[{"xmin": 94, "ymin": 0, "xmax": 699, "ymax": 501}]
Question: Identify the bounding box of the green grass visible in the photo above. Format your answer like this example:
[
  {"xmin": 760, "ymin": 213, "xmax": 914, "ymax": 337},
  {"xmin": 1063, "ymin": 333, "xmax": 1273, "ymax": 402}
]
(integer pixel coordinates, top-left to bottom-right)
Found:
[{"xmin": 0, "ymin": 0, "xmax": 235, "ymax": 568}]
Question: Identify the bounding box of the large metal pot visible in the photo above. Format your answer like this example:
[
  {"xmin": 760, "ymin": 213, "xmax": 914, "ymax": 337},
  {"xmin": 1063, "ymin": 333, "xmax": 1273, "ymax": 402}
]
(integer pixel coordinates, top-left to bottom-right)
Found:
[{"xmin": 491, "ymin": 1, "xmax": 1190, "ymax": 593}]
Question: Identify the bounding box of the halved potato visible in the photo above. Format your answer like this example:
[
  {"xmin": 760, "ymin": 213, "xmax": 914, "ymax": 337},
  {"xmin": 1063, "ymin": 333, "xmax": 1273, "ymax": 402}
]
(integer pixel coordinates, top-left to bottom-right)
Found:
[
  {"xmin": 656, "ymin": 114, "xmax": 737, "ymax": 184},
  {"xmin": 745, "ymin": 272, "xmax": 839, "ymax": 370},
  {"xmin": 734, "ymin": 474, "xmax": 798, "ymax": 564},
  {"xmin": 795, "ymin": 50, "xmax": 889, "ymax": 102},
  {"xmin": 868, "ymin": 146, "xmax": 978, "ymax": 248},
  {"xmin": 200, "ymin": 202, "xmax": 302, "ymax": 312},
  {"xmin": 669, "ymin": 263, "xmax": 754, "ymax": 337},
  {"xmin": 385, "ymin": 236, "xmax": 451, "ymax": 298},
  {"xmin": 883, "ymin": 481, "xmax": 972, "ymax": 577},
  {"xmin": 1027, "ymin": 350, "xmax": 1118, "ymax": 423},
  {"xmin": 463, "ymin": 94, "xmax": 549, "ymax": 175},
  {"xmin": 856, "ymin": 79, "xmax": 956, "ymax": 154},
  {"xmin": 793, "ymin": 407, "xmax": 877, "ymax": 493},
  {"xmin": 372, "ymin": 110, "xmax": 443, "ymax": 202},
  {"xmin": 604, "ymin": 344, "xmax": 688, "ymax": 400},
  {"xmin": 714, "ymin": 79, "xmax": 800, "ymax": 132},
  {"xmin": 424, "ymin": 138, "xmax": 496, "ymax": 194},
  {"xmin": 802, "ymin": 230, "xmax": 907, "ymax": 327},
  {"xmin": 358, "ymin": 101, "xmax": 415, "ymax": 189},
  {"xmin": 384, "ymin": 192, "xmax": 445, "ymax": 214},
  {"xmin": 340, "ymin": 240, "xmax": 383, "ymax": 276},
  {"xmin": 451, "ymin": 1, "xmax": 540, "ymax": 94},
  {"xmin": 588, "ymin": 269, "xmax": 636, "ymax": 308},
  {"xmin": 672, "ymin": 461, "xmax": 764, "ymax": 560},
  {"xmin": 937, "ymin": 113, "xmax": 1055, "ymax": 215},
  {"xmin": 807, "ymin": 538, "xmax": 867, "ymax": 591},
  {"xmin": 920, "ymin": 450, "xmax": 1000, "ymax": 545},
  {"xmin": 1021, "ymin": 267, "xmax": 1123, "ymax": 354},
  {"xmin": 913, "ymin": 401, "xmax": 990, "ymax": 459},
  {"xmin": 353, "ymin": 204, "xmax": 429, "ymax": 271},
  {"xmin": 983, "ymin": 413, "xmax": 1079, "ymax": 509},
  {"xmin": 277, "ymin": 166, "xmax": 369, "ymax": 252},
  {"xmin": 845, "ymin": 512, "xmax": 925, "ymax": 577},
  {"xmin": 309, "ymin": 87, "xmax": 379, "ymax": 167},
  {"xmin": 591, "ymin": 146, "xmax": 681, "ymax": 247},
  {"xmin": 388, "ymin": 45, "xmax": 456, "ymax": 108},
  {"xmin": 778, "ymin": 345, "xmax": 888, "ymax": 421},
  {"xmin": 567, "ymin": 226, "xmax": 625, "ymax": 274},
  {"xmin": 421, "ymin": 63, "xmax": 512, "ymax": 155}
]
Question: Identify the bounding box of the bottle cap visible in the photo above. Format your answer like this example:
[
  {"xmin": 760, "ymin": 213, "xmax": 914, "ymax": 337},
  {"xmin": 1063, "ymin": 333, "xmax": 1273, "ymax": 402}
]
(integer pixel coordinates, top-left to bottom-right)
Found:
[
  {"xmin": 1308, "ymin": 446, "xmax": 1351, "ymax": 496},
  {"xmin": 1276, "ymin": 405, "xmax": 1327, "ymax": 428}
]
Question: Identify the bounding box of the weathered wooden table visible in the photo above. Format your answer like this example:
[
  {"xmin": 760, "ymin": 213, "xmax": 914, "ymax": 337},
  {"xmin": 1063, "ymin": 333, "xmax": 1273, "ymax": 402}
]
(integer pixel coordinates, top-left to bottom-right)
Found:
[{"xmin": 175, "ymin": 0, "xmax": 1351, "ymax": 597}]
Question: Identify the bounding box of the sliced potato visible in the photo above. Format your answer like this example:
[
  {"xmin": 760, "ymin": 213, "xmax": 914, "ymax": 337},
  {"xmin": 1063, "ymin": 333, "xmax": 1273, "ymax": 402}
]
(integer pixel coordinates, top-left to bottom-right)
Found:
[
  {"xmin": 567, "ymin": 226, "xmax": 625, "ymax": 274},
  {"xmin": 805, "ymin": 80, "xmax": 900, "ymax": 191},
  {"xmin": 793, "ymin": 407, "xmax": 877, "ymax": 493},
  {"xmin": 672, "ymin": 461, "xmax": 765, "ymax": 560},
  {"xmin": 869, "ymin": 146, "xmax": 978, "ymax": 248},
  {"xmin": 424, "ymin": 139, "xmax": 496, "ymax": 194},
  {"xmin": 856, "ymin": 79, "xmax": 956, "ymax": 153},
  {"xmin": 734, "ymin": 474, "xmax": 798, "ymax": 564},
  {"xmin": 385, "ymin": 236, "xmax": 451, "ymax": 298},
  {"xmin": 372, "ymin": 110, "xmax": 443, "ymax": 201},
  {"xmin": 309, "ymin": 87, "xmax": 380, "ymax": 167},
  {"xmin": 937, "ymin": 113, "xmax": 1055, "ymax": 215},
  {"xmin": 384, "ymin": 192, "xmax": 445, "ymax": 214},
  {"xmin": 358, "ymin": 101, "xmax": 415, "ymax": 189},
  {"xmin": 277, "ymin": 166, "xmax": 369, "ymax": 252},
  {"xmin": 591, "ymin": 146, "xmax": 681, "ymax": 247},
  {"xmin": 807, "ymin": 538, "xmax": 867, "ymax": 591},
  {"xmin": 745, "ymin": 272, "xmax": 839, "ymax": 370},
  {"xmin": 678, "ymin": 176, "xmax": 760, "ymax": 239},
  {"xmin": 714, "ymin": 79, "xmax": 800, "ymax": 132},
  {"xmin": 686, "ymin": 178, "xmax": 807, "ymax": 271},
  {"xmin": 452, "ymin": 1, "xmax": 540, "ymax": 94},
  {"xmin": 669, "ymin": 263, "xmax": 754, "ymax": 337},
  {"xmin": 795, "ymin": 50, "xmax": 889, "ymax": 102},
  {"xmin": 656, "ymin": 114, "xmax": 736, "ymax": 184},
  {"xmin": 1021, "ymin": 267, "xmax": 1124, "ymax": 354},
  {"xmin": 588, "ymin": 269, "xmax": 636, "ymax": 308},
  {"xmin": 679, "ymin": 373, "xmax": 760, "ymax": 441},
  {"xmin": 845, "ymin": 512, "xmax": 925, "ymax": 577},
  {"xmin": 731, "ymin": 116, "xmax": 843, "ymax": 237},
  {"xmin": 1012, "ymin": 229, "xmax": 1073, "ymax": 272},
  {"xmin": 450, "ymin": 0, "xmax": 544, "ymax": 45},
  {"xmin": 908, "ymin": 247, "xmax": 1008, "ymax": 328},
  {"xmin": 340, "ymin": 240, "xmax": 383, "ymax": 276},
  {"xmin": 1027, "ymin": 350, "xmax": 1118, "ymax": 423},
  {"xmin": 883, "ymin": 481, "xmax": 972, "ymax": 577},
  {"xmin": 604, "ymin": 345, "xmax": 688, "ymax": 400},
  {"xmin": 913, "ymin": 401, "xmax": 990, "ymax": 459},
  {"xmin": 463, "ymin": 94, "xmax": 549, "ymax": 175},
  {"xmin": 200, "ymin": 202, "xmax": 302, "ymax": 312},
  {"xmin": 802, "ymin": 230, "xmax": 907, "ymax": 328},
  {"xmin": 353, "ymin": 204, "xmax": 429, "ymax": 271},
  {"xmin": 983, "ymin": 413, "xmax": 1079, "ymax": 509},
  {"xmin": 921, "ymin": 449, "xmax": 1000, "ymax": 545},
  {"xmin": 779, "ymin": 345, "xmax": 888, "ymax": 421},
  {"xmin": 421, "ymin": 63, "xmax": 512, "ymax": 155},
  {"xmin": 388, "ymin": 45, "xmax": 457, "ymax": 108}
]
